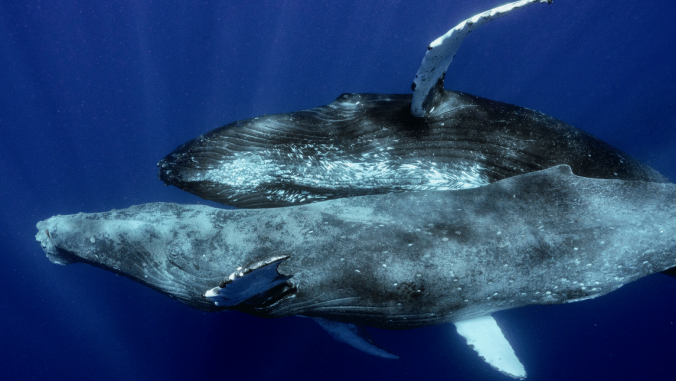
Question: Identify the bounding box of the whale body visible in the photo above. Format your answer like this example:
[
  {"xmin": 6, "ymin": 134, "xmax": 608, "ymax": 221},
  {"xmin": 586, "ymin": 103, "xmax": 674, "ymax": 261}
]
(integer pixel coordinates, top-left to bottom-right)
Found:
[
  {"xmin": 158, "ymin": 90, "xmax": 667, "ymax": 209},
  {"xmin": 37, "ymin": 166, "xmax": 676, "ymax": 377},
  {"xmin": 38, "ymin": 166, "xmax": 676, "ymax": 324},
  {"xmin": 157, "ymin": 0, "xmax": 666, "ymax": 209}
]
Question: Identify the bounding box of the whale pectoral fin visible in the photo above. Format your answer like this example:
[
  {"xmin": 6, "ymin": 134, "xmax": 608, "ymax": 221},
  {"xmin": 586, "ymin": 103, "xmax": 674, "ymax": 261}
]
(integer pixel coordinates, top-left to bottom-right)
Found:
[
  {"xmin": 411, "ymin": 0, "xmax": 552, "ymax": 117},
  {"xmin": 312, "ymin": 317, "xmax": 399, "ymax": 359},
  {"xmin": 204, "ymin": 257, "xmax": 293, "ymax": 307},
  {"xmin": 454, "ymin": 315, "xmax": 526, "ymax": 380}
]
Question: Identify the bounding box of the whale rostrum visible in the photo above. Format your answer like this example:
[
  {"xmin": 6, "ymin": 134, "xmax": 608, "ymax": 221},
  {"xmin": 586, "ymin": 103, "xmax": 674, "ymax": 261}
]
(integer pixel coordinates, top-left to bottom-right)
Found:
[{"xmin": 37, "ymin": 166, "xmax": 676, "ymax": 377}]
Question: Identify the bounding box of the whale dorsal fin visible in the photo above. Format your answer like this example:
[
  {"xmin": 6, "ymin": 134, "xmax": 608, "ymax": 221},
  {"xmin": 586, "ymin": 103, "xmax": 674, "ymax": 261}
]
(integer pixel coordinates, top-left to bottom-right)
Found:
[
  {"xmin": 312, "ymin": 317, "xmax": 399, "ymax": 359},
  {"xmin": 454, "ymin": 315, "xmax": 526, "ymax": 379},
  {"xmin": 411, "ymin": 0, "xmax": 552, "ymax": 117}
]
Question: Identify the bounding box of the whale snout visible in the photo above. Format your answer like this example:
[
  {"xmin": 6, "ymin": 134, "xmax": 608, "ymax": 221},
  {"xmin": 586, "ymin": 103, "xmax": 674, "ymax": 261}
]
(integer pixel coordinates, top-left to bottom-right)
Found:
[
  {"xmin": 35, "ymin": 221, "xmax": 79, "ymax": 266},
  {"xmin": 157, "ymin": 149, "xmax": 190, "ymax": 187},
  {"xmin": 156, "ymin": 141, "xmax": 232, "ymax": 201},
  {"xmin": 35, "ymin": 204, "xmax": 242, "ymax": 312},
  {"xmin": 157, "ymin": 156, "xmax": 178, "ymax": 186}
]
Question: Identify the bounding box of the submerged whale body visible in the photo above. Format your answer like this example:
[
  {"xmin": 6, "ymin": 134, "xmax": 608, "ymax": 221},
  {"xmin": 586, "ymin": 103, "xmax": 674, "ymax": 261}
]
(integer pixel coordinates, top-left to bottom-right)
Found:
[
  {"xmin": 158, "ymin": 90, "xmax": 667, "ymax": 208},
  {"xmin": 38, "ymin": 166, "xmax": 676, "ymax": 323},
  {"xmin": 37, "ymin": 166, "xmax": 676, "ymax": 376}
]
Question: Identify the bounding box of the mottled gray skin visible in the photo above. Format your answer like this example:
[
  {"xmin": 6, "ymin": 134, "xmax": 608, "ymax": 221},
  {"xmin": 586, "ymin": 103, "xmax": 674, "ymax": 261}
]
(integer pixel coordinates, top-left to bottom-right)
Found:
[
  {"xmin": 37, "ymin": 166, "xmax": 676, "ymax": 329},
  {"xmin": 158, "ymin": 90, "xmax": 667, "ymax": 208}
]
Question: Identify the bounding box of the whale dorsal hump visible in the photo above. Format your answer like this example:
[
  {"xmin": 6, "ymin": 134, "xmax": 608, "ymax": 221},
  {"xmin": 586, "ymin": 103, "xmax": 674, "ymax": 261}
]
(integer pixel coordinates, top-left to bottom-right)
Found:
[{"xmin": 411, "ymin": 0, "xmax": 552, "ymax": 118}]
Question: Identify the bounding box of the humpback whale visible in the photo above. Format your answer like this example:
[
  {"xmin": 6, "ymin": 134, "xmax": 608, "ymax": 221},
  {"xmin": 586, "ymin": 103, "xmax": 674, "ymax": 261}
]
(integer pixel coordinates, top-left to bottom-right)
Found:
[
  {"xmin": 37, "ymin": 166, "xmax": 676, "ymax": 378},
  {"xmin": 34, "ymin": 0, "xmax": 675, "ymax": 379},
  {"xmin": 157, "ymin": 1, "xmax": 666, "ymax": 209},
  {"xmin": 158, "ymin": 91, "xmax": 666, "ymax": 208}
]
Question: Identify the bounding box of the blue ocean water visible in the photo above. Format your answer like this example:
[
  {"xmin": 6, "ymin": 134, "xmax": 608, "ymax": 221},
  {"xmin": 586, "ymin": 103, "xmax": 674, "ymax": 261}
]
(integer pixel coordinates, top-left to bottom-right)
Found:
[{"xmin": 2, "ymin": 0, "xmax": 675, "ymax": 380}]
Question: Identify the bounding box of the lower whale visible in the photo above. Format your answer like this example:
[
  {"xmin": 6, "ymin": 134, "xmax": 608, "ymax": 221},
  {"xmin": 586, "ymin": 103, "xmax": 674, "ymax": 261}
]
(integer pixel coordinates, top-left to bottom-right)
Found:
[
  {"xmin": 37, "ymin": 166, "xmax": 676, "ymax": 378},
  {"xmin": 158, "ymin": 90, "xmax": 667, "ymax": 208}
]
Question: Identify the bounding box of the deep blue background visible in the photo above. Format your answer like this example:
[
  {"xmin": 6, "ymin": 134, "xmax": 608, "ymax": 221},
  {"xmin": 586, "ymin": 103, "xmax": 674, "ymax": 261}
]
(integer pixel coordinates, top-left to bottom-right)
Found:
[{"xmin": 2, "ymin": 1, "xmax": 676, "ymax": 380}]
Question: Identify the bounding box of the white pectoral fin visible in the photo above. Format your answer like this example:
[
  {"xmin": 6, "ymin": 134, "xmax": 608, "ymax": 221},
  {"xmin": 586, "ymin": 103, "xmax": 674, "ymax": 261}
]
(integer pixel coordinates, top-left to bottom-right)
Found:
[
  {"xmin": 312, "ymin": 317, "xmax": 399, "ymax": 359},
  {"xmin": 454, "ymin": 315, "xmax": 526, "ymax": 379},
  {"xmin": 411, "ymin": 0, "xmax": 552, "ymax": 117}
]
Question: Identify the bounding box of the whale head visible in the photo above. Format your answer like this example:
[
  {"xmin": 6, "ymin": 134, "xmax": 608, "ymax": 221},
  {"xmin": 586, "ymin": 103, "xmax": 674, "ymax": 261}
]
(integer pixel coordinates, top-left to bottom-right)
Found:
[
  {"xmin": 36, "ymin": 203, "xmax": 296, "ymax": 313},
  {"xmin": 35, "ymin": 204, "xmax": 247, "ymax": 311}
]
